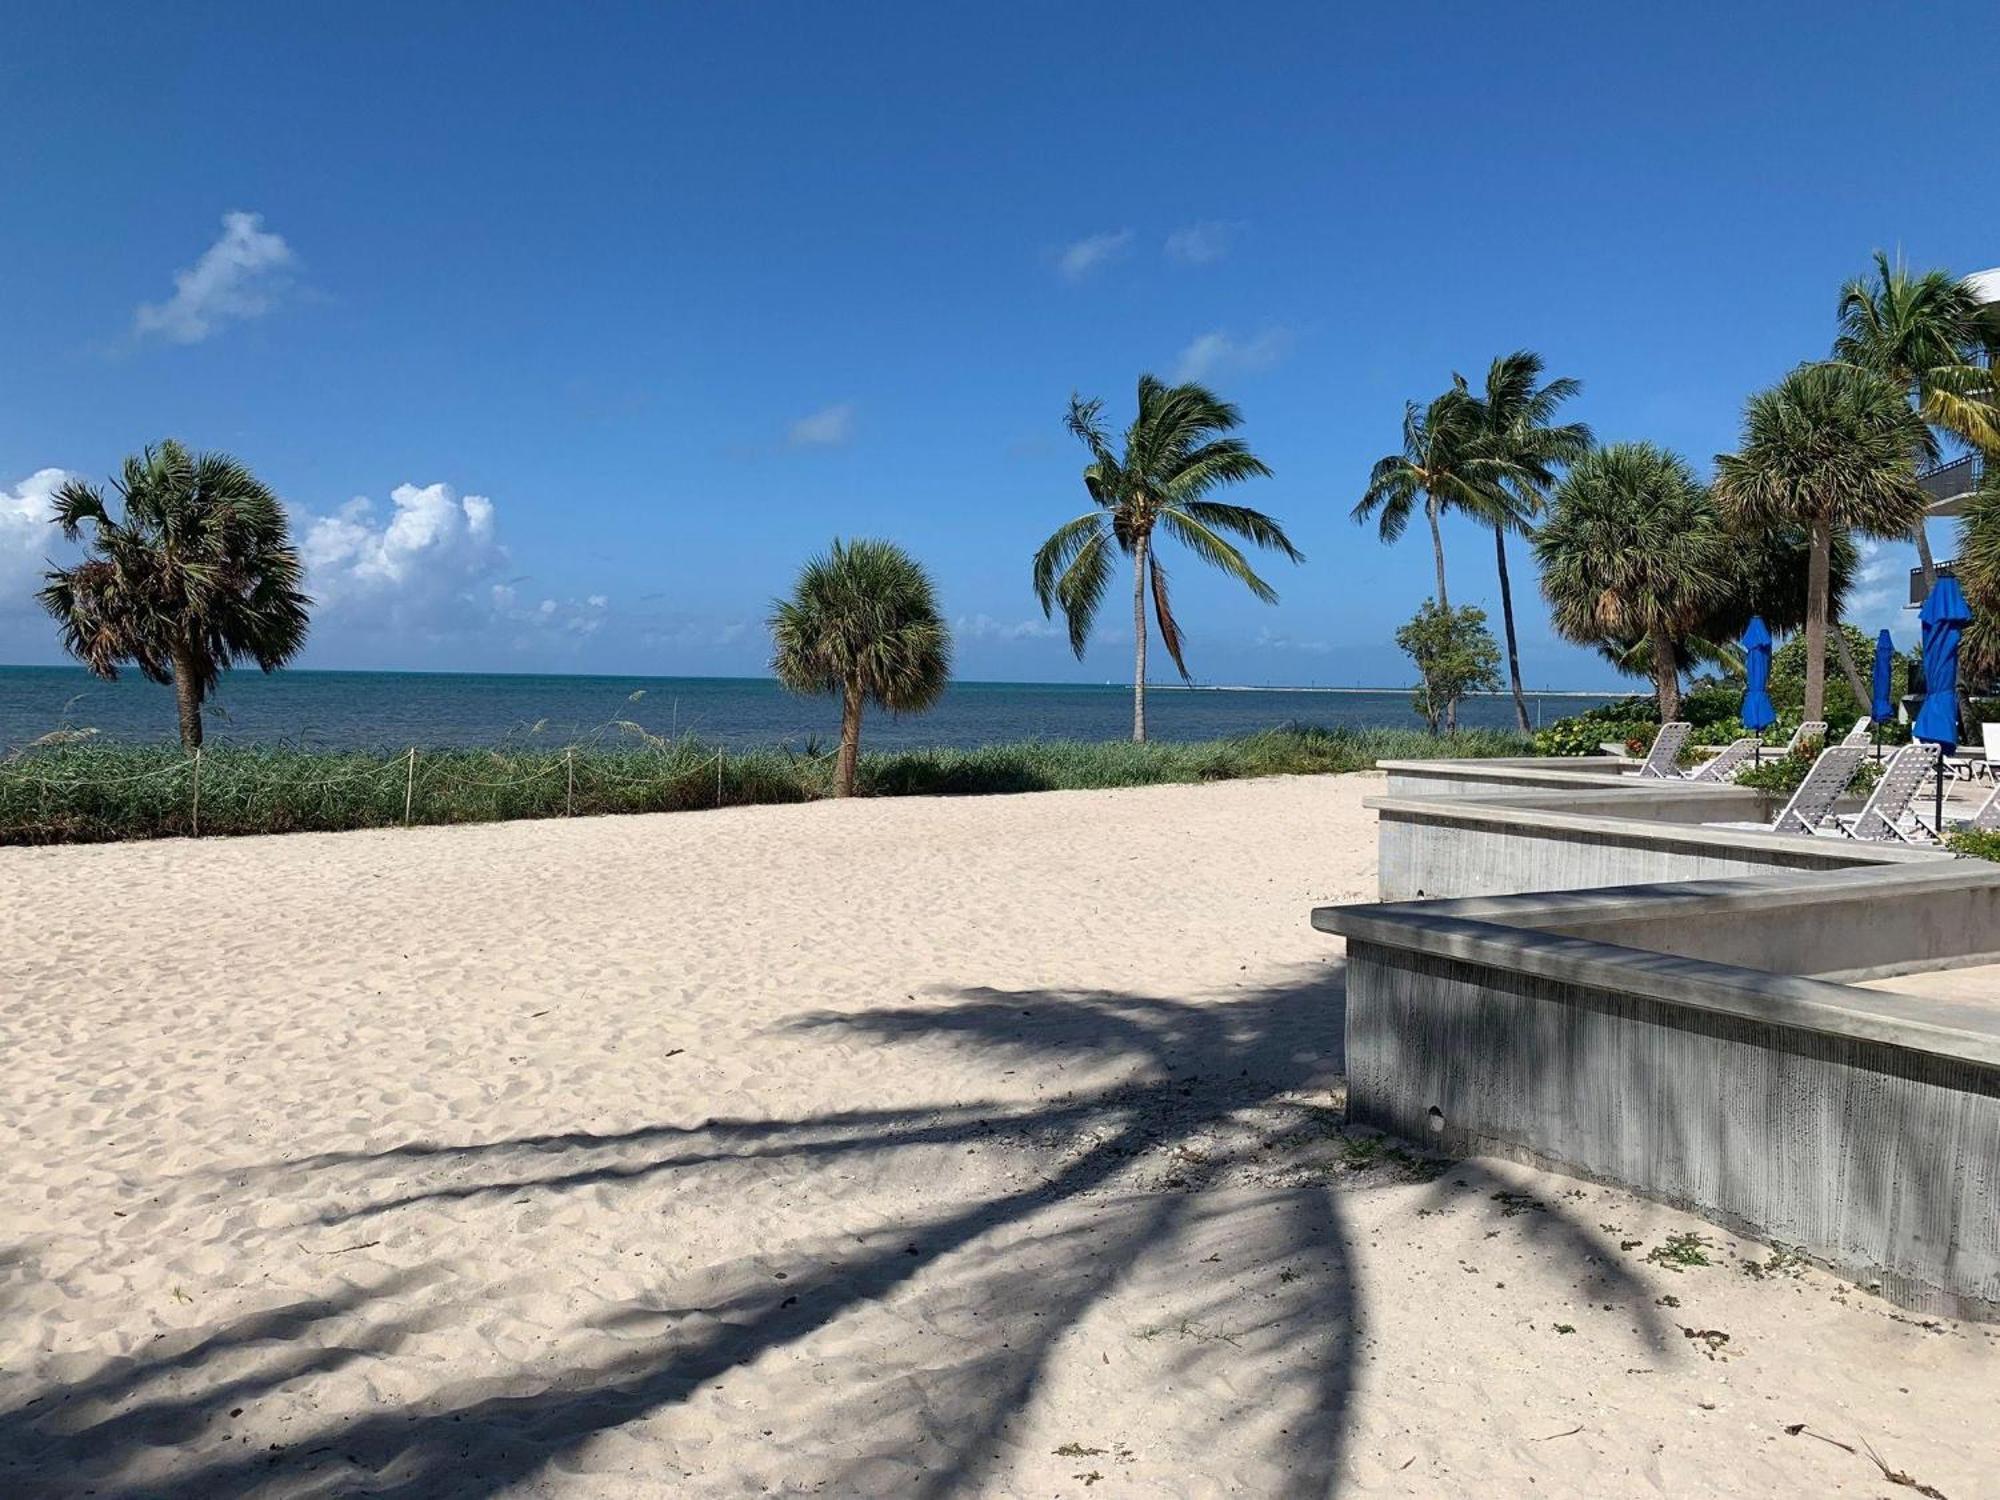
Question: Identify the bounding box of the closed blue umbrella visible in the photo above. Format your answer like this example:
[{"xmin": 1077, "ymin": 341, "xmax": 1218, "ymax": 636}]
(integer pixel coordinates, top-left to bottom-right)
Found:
[
  {"xmin": 1914, "ymin": 577, "xmax": 1970, "ymax": 753},
  {"xmin": 1915, "ymin": 576, "xmax": 1972, "ymax": 831},
  {"xmin": 1871, "ymin": 630, "xmax": 1895, "ymax": 721},
  {"xmin": 1871, "ymin": 629, "xmax": 1895, "ymax": 761},
  {"xmin": 1740, "ymin": 618, "xmax": 1776, "ymax": 762}
]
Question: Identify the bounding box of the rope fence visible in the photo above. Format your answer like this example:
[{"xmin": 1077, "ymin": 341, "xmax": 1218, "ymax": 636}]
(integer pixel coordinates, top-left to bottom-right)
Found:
[{"xmin": 0, "ymin": 741, "xmax": 785, "ymax": 844}]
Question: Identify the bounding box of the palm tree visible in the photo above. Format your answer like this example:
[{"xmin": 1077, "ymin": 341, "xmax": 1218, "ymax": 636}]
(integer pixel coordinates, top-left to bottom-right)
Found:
[
  {"xmin": 1834, "ymin": 251, "xmax": 2000, "ymax": 589},
  {"xmin": 1032, "ymin": 376, "xmax": 1299, "ymax": 742},
  {"xmin": 1353, "ymin": 385, "xmax": 1487, "ymax": 613},
  {"xmin": 1953, "ymin": 465, "xmax": 2000, "ymax": 687},
  {"xmin": 1713, "ymin": 363, "xmax": 1929, "ymax": 722},
  {"xmin": 1535, "ymin": 443, "xmax": 1735, "ymax": 721},
  {"xmin": 38, "ymin": 441, "xmax": 310, "ymax": 750},
  {"xmin": 770, "ymin": 538, "xmax": 951, "ymax": 797},
  {"xmin": 1463, "ymin": 352, "xmax": 1592, "ymax": 732}
]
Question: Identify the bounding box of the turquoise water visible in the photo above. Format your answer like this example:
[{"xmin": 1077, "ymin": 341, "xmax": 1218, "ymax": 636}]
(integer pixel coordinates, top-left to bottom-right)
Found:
[{"xmin": 0, "ymin": 666, "xmax": 1612, "ymax": 752}]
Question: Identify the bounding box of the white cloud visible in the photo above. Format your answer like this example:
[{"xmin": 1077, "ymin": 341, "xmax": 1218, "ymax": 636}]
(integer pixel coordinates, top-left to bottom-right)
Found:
[
  {"xmin": 134, "ymin": 212, "xmax": 296, "ymax": 344},
  {"xmin": 1174, "ymin": 326, "xmax": 1293, "ymax": 383},
  {"xmin": 1055, "ymin": 229, "xmax": 1133, "ymax": 283},
  {"xmin": 1255, "ymin": 626, "xmax": 1334, "ymax": 655},
  {"xmin": 956, "ymin": 613, "xmax": 1060, "ymax": 642},
  {"xmin": 1164, "ymin": 221, "xmax": 1238, "ymax": 266},
  {"xmin": 787, "ymin": 402, "xmax": 856, "ymax": 447},
  {"xmin": 1844, "ymin": 537, "xmax": 1908, "ymax": 635},
  {"xmin": 0, "ymin": 468, "xmax": 73, "ymax": 600},
  {"xmin": 300, "ymin": 482, "xmax": 503, "ymax": 614}
]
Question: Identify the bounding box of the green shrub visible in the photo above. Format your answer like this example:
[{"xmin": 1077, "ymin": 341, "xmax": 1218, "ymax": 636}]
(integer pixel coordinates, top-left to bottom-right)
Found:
[
  {"xmin": 0, "ymin": 723, "xmax": 1534, "ymax": 846},
  {"xmin": 1947, "ymin": 829, "xmax": 2000, "ymax": 863}
]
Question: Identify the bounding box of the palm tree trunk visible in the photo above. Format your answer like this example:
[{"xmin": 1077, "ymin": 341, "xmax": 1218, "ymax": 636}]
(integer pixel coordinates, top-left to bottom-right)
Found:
[
  {"xmin": 1804, "ymin": 519, "xmax": 1831, "ymax": 723},
  {"xmin": 834, "ymin": 679, "xmax": 863, "ymax": 797},
  {"xmin": 1830, "ymin": 622, "xmax": 1871, "ymax": 708},
  {"xmin": 171, "ymin": 643, "xmax": 204, "ymax": 751},
  {"xmin": 1426, "ymin": 496, "xmax": 1450, "ymax": 610},
  {"xmin": 1913, "ymin": 521, "xmax": 1938, "ymax": 596},
  {"xmin": 1648, "ymin": 627, "xmax": 1681, "ymax": 723},
  {"xmin": 1130, "ymin": 535, "xmax": 1149, "ymax": 743},
  {"xmin": 1493, "ymin": 525, "xmax": 1530, "ymax": 734}
]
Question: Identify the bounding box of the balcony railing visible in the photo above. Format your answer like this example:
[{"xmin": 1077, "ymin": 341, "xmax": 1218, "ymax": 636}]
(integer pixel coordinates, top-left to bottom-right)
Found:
[
  {"xmin": 1911, "ymin": 559, "xmax": 1958, "ymax": 606},
  {"xmin": 1918, "ymin": 453, "xmax": 1982, "ymax": 507}
]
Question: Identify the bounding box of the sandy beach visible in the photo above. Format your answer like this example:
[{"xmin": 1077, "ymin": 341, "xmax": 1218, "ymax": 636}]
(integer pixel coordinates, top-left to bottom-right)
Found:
[{"xmin": 2, "ymin": 771, "xmax": 1993, "ymax": 1498}]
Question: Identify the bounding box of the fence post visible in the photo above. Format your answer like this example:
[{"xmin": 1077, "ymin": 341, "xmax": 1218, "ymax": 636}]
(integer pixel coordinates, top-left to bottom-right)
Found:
[
  {"xmin": 566, "ymin": 748, "xmax": 575, "ymax": 816},
  {"xmin": 190, "ymin": 747, "xmax": 201, "ymax": 837},
  {"xmin": 404, "ymin": 747, "xmax": 417, "ymax": 825}
]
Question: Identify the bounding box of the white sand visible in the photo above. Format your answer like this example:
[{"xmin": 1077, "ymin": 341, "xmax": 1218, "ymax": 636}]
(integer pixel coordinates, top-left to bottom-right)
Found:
[{"xmin": 1, "ymin": 772, "xmax": 1993, "ymax": 1498}]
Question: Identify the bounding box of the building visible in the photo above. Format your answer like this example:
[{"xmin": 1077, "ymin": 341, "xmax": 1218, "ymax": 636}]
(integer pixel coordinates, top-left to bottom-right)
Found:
[{"xmin": 1908, "ymin": 265, "xmax": 1999, "ymax": 604}]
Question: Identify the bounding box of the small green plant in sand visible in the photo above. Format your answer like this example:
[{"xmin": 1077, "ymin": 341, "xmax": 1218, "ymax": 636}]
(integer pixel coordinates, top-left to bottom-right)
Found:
[{"xmin": 1646, "ymin": 1232, "xmax": 1713, "ymax": 1270}]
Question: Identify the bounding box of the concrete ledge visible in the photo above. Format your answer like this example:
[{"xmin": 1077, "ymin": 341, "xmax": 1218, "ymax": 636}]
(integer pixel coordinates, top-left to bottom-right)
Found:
[
  {"xmin": 1315, "ymin": 865, "xmax": 2000, "ymax": 1319},
  {"xmin": 1369, "ymin": 783, "xmax": 1947, "ymax": 902}
]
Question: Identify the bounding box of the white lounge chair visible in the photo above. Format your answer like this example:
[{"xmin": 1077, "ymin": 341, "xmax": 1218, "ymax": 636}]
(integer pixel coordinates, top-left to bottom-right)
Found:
[
  {"xmin": 1966, "ymin": 781, "xmax": 2000, "ymax": 833},
  {"xmin": 1831, "ymin": 743, "xmax": 1942, "ymax": 843},
  {"xmin": 1765, "ymin": 744, "xmax": 1869, "ymax": 836},
  {"xmin": 1629, "ymin": 721, "xmax": 1692, "ymax": 779},
  {"xmin": 1839, "ymin": 717, "xmax": 1872, "ymax": 748},
  {"xmin": 1685, "ymin": 737, "xmax": 1759, "ymax": 783},
  {"xmin": 1783, "ymin": 720, "xmax": 1828, "ymax": 754}
]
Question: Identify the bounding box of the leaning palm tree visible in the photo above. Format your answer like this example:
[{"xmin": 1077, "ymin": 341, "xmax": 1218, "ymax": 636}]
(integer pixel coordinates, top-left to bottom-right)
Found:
[
  {"xmin": 1353, "ymin": 385, "xmax": 1487, "ymax": 612},
  {"xmin": 1033, "ymin": 376, "xmax": 1299, "ymax": 741},
  {"xmin": 1713, "ymin": 363, "xmax": 1929, "ymax": 722},
  {"xmin": 1463, "ymin": 351, "xmax": 1592, "ymax": 731},
  {"xmin": 1534, "ymin": 443, "xmax": 1734, "ymax": 721},
  {"xmin": 1834, "ymin": 250, "xmax": 2000, "ymax": 589},
  {"xmin": 38, "ymin": 441, "xmax": 310, "ymax": 749},
  {"xmin": 770, "ymin": 538, "xmax": 951, "ymax": 797}
]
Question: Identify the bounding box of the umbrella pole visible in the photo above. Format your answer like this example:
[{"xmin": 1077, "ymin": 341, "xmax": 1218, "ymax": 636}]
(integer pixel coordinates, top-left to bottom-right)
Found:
[{"xmin": 1936, "ymin": 757, "xmax": 1945, "ymax": 838}]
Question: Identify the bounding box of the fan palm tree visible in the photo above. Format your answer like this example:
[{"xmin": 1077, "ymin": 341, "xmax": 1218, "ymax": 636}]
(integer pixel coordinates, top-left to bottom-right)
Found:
[
  {"xmin": 37, "ymin": 441, "xmax": 311, "ymax": 750},
  {"xmin": 1834, "ymin": 251, "xmax": 2000, "ymax": 589},
  {"xmin": 1353, "ymin": 385, "xmax": 1487, "ymax": 613},
  {"xmin": 1462, "ymin": 351, "xmax": 1592, "ymax": 732},
  {"xmin": 1535, "ymin": 443, "xmax": 1735, "ymax": 721},
  {"xmin": 770, "ymin": 538, "xmax": 952, "ymax": 797},
  {"xmin": 1713, "ymin": 363, "xmax": 1929, "ymax": 722},
  {"xmin": 1032, "ymin": 376, "xmax": 1299, "ymax": 742},
  {"xmin": 1952, "ymin": 465, "xmax": 2000, "ymax": 688}
]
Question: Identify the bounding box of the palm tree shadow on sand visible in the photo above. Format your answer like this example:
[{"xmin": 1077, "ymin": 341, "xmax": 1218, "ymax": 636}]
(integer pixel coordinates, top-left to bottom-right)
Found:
[{"xmin": 0, "ymin": 970, "xmax": 1674, "ymax": 1498}]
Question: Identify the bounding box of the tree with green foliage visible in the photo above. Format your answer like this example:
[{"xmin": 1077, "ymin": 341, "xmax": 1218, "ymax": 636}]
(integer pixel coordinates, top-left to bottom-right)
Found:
[
  {"xmin": 1354, "ymin": 385, "xmax": 1486, "ymax": 617},
  {"xmin": 1533, "ymin": 443, "xmax": 1734, "ymax": 721},
  {"xmin": 1953, "ymin": 465, "xmax": 2000, "ymax": 690},
  {"xmin": 1460, "ymin": 351, "xmax": 1592, "ymax": 732},
  {"xmin": 1395, "ymin": 599, "xmax": 1500, "ymax": 734},
  {"xmin": 38, "ymin": 441, "xmax": 311, "ymax": 750},
  {"xmin": 1713, "ymin": 363, "xmax": 1929, "ymax": 722},
  {"xmin": 1834, "ymin": 251, "xmax": 2000, "ymax": 590},
  {"xmin": 770, "ymin": 538, "xmax": 952, "ymax": 798},
  {"xmin": 1033, "ymin": 376, "xmax": 1300, "ymax": 741}
]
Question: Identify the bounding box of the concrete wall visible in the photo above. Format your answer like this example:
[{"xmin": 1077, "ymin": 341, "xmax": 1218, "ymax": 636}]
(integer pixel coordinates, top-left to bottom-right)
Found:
[
  {"xmin": 1372, "ymin": 788, "xmax": 1943, "ymax": 902},
  {"xmin": 1323, "ymin": 889, "xmax": 2000, "ymax": 1319}
]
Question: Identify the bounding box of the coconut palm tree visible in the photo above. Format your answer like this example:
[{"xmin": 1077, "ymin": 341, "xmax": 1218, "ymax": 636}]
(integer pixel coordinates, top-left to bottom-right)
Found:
[
  {"xmin": 1463, "ymin": 351, "xmax": 1592, "ymax": 732},
  {"xmin": 37, "ymin": 441, "xmax": 310, "ymax": 750},
  {"xmin": 1535, "ymin": 443, "xmax": 1735, "ymax": 721},
  {"xmin": 770, "ymin": 538, "xmax": 951, "ymax": 798},
  {"xmin": 1353, "ymin": 385, "xmax": 1487, "ymax": 613},
  {"xmin": 1713, "ymin": 363, "xmax": 1929, "ymax": 722},
  {"xmin": 1032, "ymin": 376, "xmax": 1299, "ymax": 742},
  {"xmin": 1834, "ymin": 251, "xmax": 2000, "ymax": 589}
]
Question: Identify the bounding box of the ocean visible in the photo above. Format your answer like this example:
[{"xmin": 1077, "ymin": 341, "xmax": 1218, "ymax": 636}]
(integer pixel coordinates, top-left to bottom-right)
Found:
[{"xmin": 0, "ymin": 666, "xmax": 1613, "ymax": 753}]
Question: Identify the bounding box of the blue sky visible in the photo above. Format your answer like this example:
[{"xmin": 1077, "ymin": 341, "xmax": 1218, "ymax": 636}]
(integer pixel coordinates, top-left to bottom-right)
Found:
[{"xmin": 3, "ymin": 2, "xmax": 1996, "ymax": 687}]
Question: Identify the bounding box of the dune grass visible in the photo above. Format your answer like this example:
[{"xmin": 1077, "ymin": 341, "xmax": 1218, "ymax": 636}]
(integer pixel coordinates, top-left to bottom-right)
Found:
[{"xmin": 0, "ymin": 724, "xmax": 1529, "ymax": 845}]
